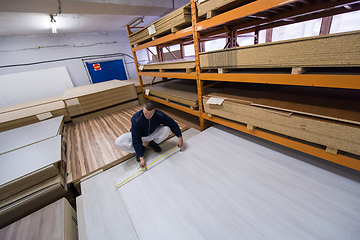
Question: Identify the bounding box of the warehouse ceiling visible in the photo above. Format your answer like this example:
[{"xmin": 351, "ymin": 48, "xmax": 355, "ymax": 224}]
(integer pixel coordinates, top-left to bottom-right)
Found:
[{"xmin": 0, "ymin": 0, "xmax": 189, "ymax": 37}]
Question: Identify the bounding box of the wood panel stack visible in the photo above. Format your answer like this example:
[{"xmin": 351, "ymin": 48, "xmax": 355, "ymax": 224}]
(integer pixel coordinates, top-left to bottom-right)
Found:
[
  {"xmin": 0, "ymin": 198, "xmax": 78, "ymax": 240},
  {"xmin": 0, "ymin": 95, "xmax": 70, "ymax": 132},
  {"xmin": 62, "ymin": 80, "xmax": 138, "ymax": 118},
  {"xmin": 129, "ymin": 3, "xmax": 191, "ymax": 46},
  {"xmin": 139, "ymin": 57, "xmax": 196, "ymax": 73},
  {"xmin": 203, "ymin": 86, "xmax": 360, "ymax": 156},
  {"xmin": 0, "ymin": 116, "xmax": 66, "ymax": 228},
  {"xmin": 197, "ymin": 0, "xmax": 255, "ymax": 18},
  {"xmin": 200, "ymin": 30, "xmax": 360, "ymax": 69}
]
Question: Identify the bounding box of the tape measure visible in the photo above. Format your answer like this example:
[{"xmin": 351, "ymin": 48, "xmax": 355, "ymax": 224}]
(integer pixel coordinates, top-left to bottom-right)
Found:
[{"xmin": 115, "ymin": 146, "xmax": 180, "ymax": 189}]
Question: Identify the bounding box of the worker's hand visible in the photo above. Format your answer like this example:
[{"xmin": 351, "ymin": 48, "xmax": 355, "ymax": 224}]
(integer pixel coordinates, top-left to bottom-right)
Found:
[
  {"xmin": 178, "ymin": 137, "xmax": 183, "ymax": 148},
  {"xmin": 139, "ymin": 157, "xmax": 146, "ymax": 169}
]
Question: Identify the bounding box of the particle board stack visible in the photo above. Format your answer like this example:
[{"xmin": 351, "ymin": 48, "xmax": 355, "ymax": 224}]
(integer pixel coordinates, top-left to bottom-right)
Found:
[
  {"xmin": 203, "ymin": 87, "xmax": 360, "ymax": 156},
  {"xmin": 62, "ymin": 80, "xmax": 138, "ymax": 118},
  {"xmin": 129, "ymin": 3, "xmax": 191, "ymax": 46},
  {"xmin": 200, "ymin": 30, "xmax": 360, "ymax": 69},
  {"xmin": 125, "ymin": 76, "xmax": 163, "ymax": 93},
  {"xmin": 145, "ymin": 79, "xmax": 220, "ymax": 110},
  {"xmin": 0, "ymin": 116, "xmax": 66, "ymax": 228},
  {"xmin": 0, "ymin": 95, "xmax": 70, "ymax": 132},
  {"xmin": 0, "ymin": 198, "xmax": 78, "ymax": 240},
  {"xmin": 197, "ymin": 0, "xmax": 255, "ymax": 18},
  {"xmin": 139, "ymin": 57, "xmax": 196, "ymax": 72}
]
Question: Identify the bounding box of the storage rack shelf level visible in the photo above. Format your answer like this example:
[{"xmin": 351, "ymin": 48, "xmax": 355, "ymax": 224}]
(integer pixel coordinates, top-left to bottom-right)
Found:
[{"xmin": 127, "ymin": 0, "xmax": 360, "ymax": 171}]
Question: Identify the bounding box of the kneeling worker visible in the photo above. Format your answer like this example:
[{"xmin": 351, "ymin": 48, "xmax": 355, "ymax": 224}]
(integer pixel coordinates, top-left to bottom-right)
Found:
[{"xmin": 115, "ymin": 99, "xmax": 183, "ymax": 169}]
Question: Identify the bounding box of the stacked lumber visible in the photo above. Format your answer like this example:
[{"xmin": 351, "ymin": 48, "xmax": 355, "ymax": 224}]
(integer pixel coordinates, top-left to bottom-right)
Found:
[
  {"xmin": 62, "ymin": 80, "xmax": 137, "ymax": 117},
  {"xmin": 0, "ymin": 198, "xmax": 77, "ymax": 240},
  {"xmin": 129, "ymin": 3, "xmax": 191, "ymax": 46},
  {"xmin": 0, "ymin": 117, "xmax": 66, "ymax": 228},
  {"xmin": 203, "ymin": 86, "xmax": 360, "ymax": 156},
  {"xmin": 139, "ymin": 57, "xmax": 196, "ymax": 73},
  {"xmin": 200, "ymin": 30, "xmax": 360, "ymax": 69},
  {"xmin": 197, "ymin": 0, "xmax": 255, "ymax": 18},
  {"xmin": 0, "ymin": 95, "xmax": 70, "ymax": 132},
  {"xmin": 144, "ymin": 79, "xmax": 221, "ymax": 110}
]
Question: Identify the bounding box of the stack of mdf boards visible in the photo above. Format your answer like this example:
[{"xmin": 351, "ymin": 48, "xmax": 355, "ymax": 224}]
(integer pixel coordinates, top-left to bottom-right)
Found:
[
  {"xmin": 200, "ymin": 30, "xmax": 360, "ymax": 69},
  {"xmin": 203, "ymin": 85, "xmax": 360, "ymax": 156},
  {"xmin": 129, "ymin": 3, "xmax": 191, "ymax": 46},
  {"xmin": 0, "ymin": 95, "xmax": 70, "ymax": 132},
  {"xmin": 139, "ymin": 57, "xmax": 196, "ymax": 72},
  {"xmin": 62, "ymin": 80, "xmax": 138, "ymax": 121},
  {"xmin": 0, "ymin": 116, "xmax": 66, "ymax": 228},
  {"xmin": 0, "ymin": 198, "xmax": 78, "ymax": 240},
  {"xmin": 197, "ymin": 0, "xmax": 255, "ymax": 18}
]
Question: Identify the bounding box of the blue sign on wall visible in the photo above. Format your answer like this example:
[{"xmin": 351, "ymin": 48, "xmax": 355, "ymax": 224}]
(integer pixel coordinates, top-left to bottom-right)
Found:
[{"xmin": 86, "ymin": 59, "xmax": 127, "ymax": 84}]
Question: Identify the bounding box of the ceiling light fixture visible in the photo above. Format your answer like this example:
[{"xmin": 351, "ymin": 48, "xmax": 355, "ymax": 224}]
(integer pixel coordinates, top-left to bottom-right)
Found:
[
  {"xmin": 50, "ymin": 14, "xmax": 57, "ymax": 33},
  {"xmin": 129, "ymin": 17, "xmax": 144, "ymax": 27}
]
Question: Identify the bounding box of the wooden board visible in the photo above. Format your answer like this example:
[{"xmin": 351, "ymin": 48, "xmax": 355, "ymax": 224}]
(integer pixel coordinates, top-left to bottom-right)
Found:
[
  {"xmin": 251, "ymin": 87, "xmax": 360, "ymax": 125},
  {"xmin": 66, "ymin": 105, "xmax": 188, "ymax": 185},
  {"xmin": 140, "ymin": 58, "xmax": 195, "ymax": 71},
  {"xmin": 204, "ymin": 95, "xmax": 360, "ymax": 155},
  {"xmin": 109, "ymin": 126, "xmax": 360, "ymax": 239},
  {"xmin": 124, "ymin": 77, "xmax": 163, "ymax": 93},
  {"xmin": 0, "ymin": 197, "xmax": 77, "ymax": 239},
  {"xmin": 0, "ymin": 116, "xmax": 64, "ymax": 155},
  {"xmin": 63, "ymin": 80, "xmax": 137, "ymax": 117},
  {"xmin": 0, "ymin": 100, "xmax": 69, "ymax": 132},
  {"xmin": 79, "ymin": 128, "xmax": 200, "ymax": 240},
  {"xmin": 76, "ymin": 195, "xmax": 88, "ymax": 240},
  {"xmin": 200, "ymin": 30, "xmax": 360, "ymax": 69},
  {"xmin": 197, "ymin": 0, "xmax": 255, "ymax": 18}
]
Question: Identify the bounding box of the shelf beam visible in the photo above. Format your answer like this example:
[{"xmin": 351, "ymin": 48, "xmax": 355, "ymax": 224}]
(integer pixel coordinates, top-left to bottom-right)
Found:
[
  {"xmin": 202, "ymin": 114, "xmax": 360, "ymax": 172},
  {"xmin": 199, "ymin": 73, "xmax": 360, "ymax": 90},
  {"xmin": 145, "ymin": 95, "xmax": 200, "ymax": 117}
]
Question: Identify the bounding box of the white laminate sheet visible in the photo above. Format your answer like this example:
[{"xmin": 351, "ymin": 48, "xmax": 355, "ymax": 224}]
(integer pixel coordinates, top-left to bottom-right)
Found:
[
  {"xmin": 0, "ymin": 116, "xmax": 63, "ymax": 155},
  {"xmin": 0, "ymin": 135, "xmax": 62, "ymax": 186},
  {"xmin": 116, "ymin": 127, "xmax": 360, "ymax": 240}
]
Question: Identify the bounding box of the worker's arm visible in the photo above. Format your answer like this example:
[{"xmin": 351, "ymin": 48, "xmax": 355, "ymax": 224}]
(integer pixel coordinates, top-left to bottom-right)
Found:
[{"xmin": 178, "ymin": 136, "xmax": 183, "ymax": 148}]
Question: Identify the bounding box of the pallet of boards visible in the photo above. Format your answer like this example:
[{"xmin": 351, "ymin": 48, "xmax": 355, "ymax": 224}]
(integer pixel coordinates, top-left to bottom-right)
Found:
[
  {"xmin": 144, "ymin": 79, "xmax": 223, "ymax": 110},
  {"xmin": 203, "ymin": 87, "xmax": 360, "ymax": 156},
  {"xmin": 197, "ymin": 0, "xmax": 255, "ymax": 18},
  {"xmin": 139, "ymin": 57, "xmax": 196, "ymax": 73},
  {"xmin": 62, "ymin": 80, "xmax": 137, "ymax": 118},
  {"xmin": 200, "ymin": 30, "xmax": 360, "ymax": 69},
  {"xmin": 0, "ymin": 197, "xmax": 77, "ymax": 239},
  {"xmin": 0, "ymin": 175, "xmax": 67, "ymax": 229},
  {"xmin": 0, "ymin": 95, "xmax": 70, "ymax": 132},
  {"xmin": 129, "ymin": 3, "xmax": 191, "ymax": 46},
  {"xmin": 0, "ymin": 135, "xmax": 63, "ymax": 202}
]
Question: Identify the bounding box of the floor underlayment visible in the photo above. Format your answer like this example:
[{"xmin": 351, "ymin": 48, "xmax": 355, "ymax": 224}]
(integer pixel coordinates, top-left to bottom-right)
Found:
[{"xmin": 80, "ymin": 126, "xmax": 360, "ymax": 240}]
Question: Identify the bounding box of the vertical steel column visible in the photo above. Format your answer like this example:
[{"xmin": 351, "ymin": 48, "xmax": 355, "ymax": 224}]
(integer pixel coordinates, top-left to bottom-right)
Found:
[
  {"xmin": 191, "ymin": 0, "xmax": 205, "ymax": 131},
  {"xmin": 126, "ymin": 25, "xmax": 145, "ymax": 100}
]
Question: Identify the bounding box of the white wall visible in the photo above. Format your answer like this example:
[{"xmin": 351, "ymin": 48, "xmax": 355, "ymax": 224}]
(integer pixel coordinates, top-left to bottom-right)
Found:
[{"xmin": 0, "ymin": 30, "xmax": 137, "ymax": 87}]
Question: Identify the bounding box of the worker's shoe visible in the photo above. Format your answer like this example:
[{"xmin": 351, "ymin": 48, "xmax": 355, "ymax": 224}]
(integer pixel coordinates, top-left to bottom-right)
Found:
[
  {"xmin": 136, "ymin": 146, "xmax": 146, "ymax": 162},
  {"xmin": 148, "ymin": 140, "xmax": 162, "ymax": 153}
]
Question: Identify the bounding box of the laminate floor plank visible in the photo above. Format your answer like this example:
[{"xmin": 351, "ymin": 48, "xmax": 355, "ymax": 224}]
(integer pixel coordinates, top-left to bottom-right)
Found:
[
  {"xmin": 66, "ymin": 105, "xmax": 188, "ymax": 184},
  {"xmin": 80, "ymin": 128, "xmax": 200, "ymax": 240},
  {"xmin": 116, "ymin": 127, "xmax": 360, "ymax": 240}
]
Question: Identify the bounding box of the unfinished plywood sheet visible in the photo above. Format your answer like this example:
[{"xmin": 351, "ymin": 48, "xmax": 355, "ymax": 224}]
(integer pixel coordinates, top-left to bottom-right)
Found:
[
  {"xmin": 129, "ymin": 4, "xmax": 191, "ymax": 45},
  {"xmin": 204, "ymin": 95, "xmax": 360, "ymax": 155},
  {"xmin": 200, "ymin": 30, "xmax": 360, "ymax": 69},
  {"xmin": 114, "ymin": 127, "xmax": 360, "ymax": 239},
  {"xmin": 197, "ymin": 0, "xmax": 255, "ymax": 18},
  {"xmin": 0, "ymin": 197, "xmax": 77, "ymax": 240},
  {"xmin": 124, "ymin": 77, "xmax": 163, "ymax": 93},
  {"xmin": 0, "ymin": 116, "xmax": 64, "ymax": 155},
  {"xmin": 63, "ymin": 80, "xmax": 137, "ymax": 117},
  {"xmin": 140, "ymin": 57, "xmax": 195, "ymax": 71},
  {"xmin": 80, "ymin": 128, "xmax": 200, "ymax": 240},
  {"xmin": 0, "ymin": 135, "xmax": 61, "ymax": 201},
  {"xmin": 66, "ymin": 105, "xmax": 188, "ymax": 184},
  {"xmin": 252, "ymin": 87, "xmax": 360, "ymax": 125}
]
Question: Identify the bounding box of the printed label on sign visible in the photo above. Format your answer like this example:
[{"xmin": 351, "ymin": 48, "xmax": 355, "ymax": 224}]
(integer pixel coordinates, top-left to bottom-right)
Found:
[
  {"xmin": 93, "ymin": 63, "xmax": 101, "ymax": 71},
  {"xmin": 206, "ymin": 97, "xmax": 225, "ymax": 105},
  {"xmin": 148, "ymin": 25, "xmax": 156, "ymax": 36},
  {"xmin": 138, "ymin": 65, "xmax": 144, "ymax": 71},
  {"xmin": 145, "ymin": 89, "xmax": 150, "ymax": 95}
]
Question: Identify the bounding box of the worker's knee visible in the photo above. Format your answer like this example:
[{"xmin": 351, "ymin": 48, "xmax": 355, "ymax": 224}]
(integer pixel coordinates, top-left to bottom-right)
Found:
[{"xmin": 115, "ymin": 132, "xmax": 132, "ymax": 150}]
